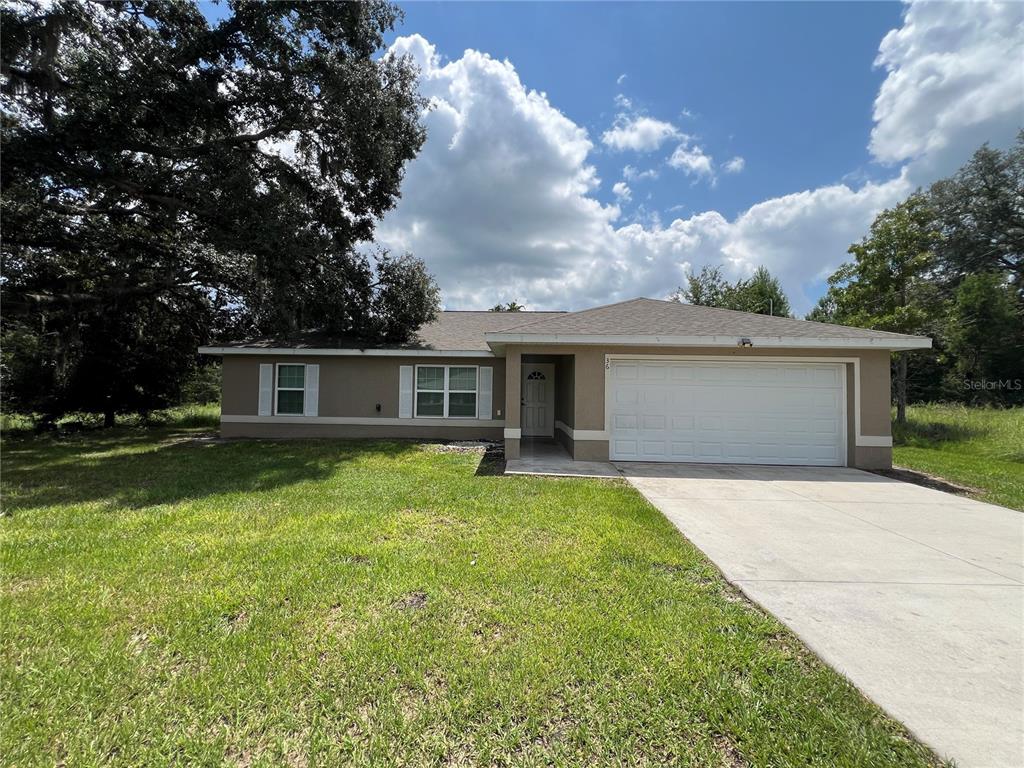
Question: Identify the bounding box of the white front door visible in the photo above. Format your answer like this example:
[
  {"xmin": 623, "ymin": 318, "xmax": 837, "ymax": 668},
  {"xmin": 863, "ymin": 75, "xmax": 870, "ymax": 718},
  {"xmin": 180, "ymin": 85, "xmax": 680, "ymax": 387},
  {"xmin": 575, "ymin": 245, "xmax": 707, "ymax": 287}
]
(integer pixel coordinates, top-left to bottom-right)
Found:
[
  {"xmin": 521, "ymin": 363, "xmax": 555, "ymax": 437},
  {"xmin": 608, "ymin": 359, "xmax": 846, "ymax": 465}
]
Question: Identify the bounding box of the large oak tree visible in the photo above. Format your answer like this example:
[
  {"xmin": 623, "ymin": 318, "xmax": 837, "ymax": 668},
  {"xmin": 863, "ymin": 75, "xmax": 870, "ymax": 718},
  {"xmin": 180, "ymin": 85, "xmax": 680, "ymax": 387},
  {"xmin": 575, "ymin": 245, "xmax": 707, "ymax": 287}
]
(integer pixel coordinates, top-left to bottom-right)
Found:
[{"xmin": 2, "ymin": 0, "xmax": 437, "ymax": 423}]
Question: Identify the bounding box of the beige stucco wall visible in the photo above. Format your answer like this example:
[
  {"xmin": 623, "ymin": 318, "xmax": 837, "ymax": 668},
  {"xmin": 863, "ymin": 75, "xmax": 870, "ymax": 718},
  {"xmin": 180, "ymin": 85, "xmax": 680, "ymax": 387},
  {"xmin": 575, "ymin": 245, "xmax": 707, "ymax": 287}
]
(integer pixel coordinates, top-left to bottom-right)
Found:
[
  {"xmin": 504, "ymin": 345, "xmax": 893, "ymax": 468},
  {"xmin": 219, "ymin": 354, "xmax": 505, "ymax": 440}
]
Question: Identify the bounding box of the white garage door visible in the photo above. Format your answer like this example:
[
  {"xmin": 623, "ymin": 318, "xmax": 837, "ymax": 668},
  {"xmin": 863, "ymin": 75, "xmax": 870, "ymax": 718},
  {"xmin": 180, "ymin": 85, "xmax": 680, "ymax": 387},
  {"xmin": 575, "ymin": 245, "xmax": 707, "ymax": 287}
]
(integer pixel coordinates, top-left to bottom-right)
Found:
[{"xmin": 608, "ymin": 359, "xmax": 846, "ymax": 465}]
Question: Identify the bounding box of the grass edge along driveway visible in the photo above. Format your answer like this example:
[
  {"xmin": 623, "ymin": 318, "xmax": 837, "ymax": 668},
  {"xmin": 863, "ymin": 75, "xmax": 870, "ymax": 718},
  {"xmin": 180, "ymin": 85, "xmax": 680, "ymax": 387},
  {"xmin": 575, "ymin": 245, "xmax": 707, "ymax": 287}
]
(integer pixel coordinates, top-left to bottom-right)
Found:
[
  {"xmin": 1, "ymin": 432, "xmax": 946, "ymax": 767},
  {"xmin": 893, "ymin": 404, "xmax": 1023, "ymax": 511}
]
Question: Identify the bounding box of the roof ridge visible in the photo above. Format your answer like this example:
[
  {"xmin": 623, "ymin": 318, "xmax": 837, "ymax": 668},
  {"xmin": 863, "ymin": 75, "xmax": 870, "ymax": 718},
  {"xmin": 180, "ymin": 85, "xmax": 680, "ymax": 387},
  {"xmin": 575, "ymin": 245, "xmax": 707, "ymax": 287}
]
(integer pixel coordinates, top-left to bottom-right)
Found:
[
  {"xmin": 661, "ymin": 298, "xmax": 922, "ymax": 339},
  {"xmin": 497, "ymin": 296, "xmax": 649, "ymax": 333},
  {"xmin": 439, "ymin": 309, "xmax": 566, "ymax": 314}
]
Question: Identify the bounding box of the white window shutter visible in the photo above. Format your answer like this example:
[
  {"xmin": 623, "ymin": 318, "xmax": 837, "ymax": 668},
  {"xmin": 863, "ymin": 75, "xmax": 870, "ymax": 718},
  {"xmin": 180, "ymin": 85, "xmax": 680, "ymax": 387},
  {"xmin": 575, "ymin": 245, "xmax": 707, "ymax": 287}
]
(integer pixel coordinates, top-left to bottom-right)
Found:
[
  {"xmin": 399, "ymin": 365, "xmax": 413, "ymax": 418},
  {"xmin": 258, "ymin": 364, "xmax": 273, "ymax": 416},
  {"xmin": 303, "ymin": 364, "xmax": 319, "ymax": 417},
  {"xmin": 478, "ymin": 366, "xmax": 493, "ymax": 420}
]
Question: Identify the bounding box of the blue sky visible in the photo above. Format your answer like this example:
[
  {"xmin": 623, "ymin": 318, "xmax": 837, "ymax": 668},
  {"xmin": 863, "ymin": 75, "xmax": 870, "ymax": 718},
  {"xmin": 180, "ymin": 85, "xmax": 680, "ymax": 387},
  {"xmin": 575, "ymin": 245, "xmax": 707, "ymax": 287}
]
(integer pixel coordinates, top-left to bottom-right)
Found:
[
  {"xmin": 372, "ymin": 1, "xmax": 1021, "ymax": 313},
  {"xmin": 204, "ymin": 1, "xmax": 1022, "ymax": 314},
  {"xmin": 388, "ymin": 2, "xmax": 904, "ymax": 222}
]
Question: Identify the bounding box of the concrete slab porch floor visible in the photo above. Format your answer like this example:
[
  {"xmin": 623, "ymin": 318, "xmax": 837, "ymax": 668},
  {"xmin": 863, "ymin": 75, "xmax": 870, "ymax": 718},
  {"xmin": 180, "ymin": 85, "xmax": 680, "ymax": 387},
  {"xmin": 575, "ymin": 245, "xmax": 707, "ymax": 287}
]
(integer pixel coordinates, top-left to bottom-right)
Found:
[
  {"xmin": 618, "ymin": 462, "xmax": 1023, "ymax": 768},
  {"xmin": 504, "ymin": 438, "xmax": 620, "ymax": 478}
]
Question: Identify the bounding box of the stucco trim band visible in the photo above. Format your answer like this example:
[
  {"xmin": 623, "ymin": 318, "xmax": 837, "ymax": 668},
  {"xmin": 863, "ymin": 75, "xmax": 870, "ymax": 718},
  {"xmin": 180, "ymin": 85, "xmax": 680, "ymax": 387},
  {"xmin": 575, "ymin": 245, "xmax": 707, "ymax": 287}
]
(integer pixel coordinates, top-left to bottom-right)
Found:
[
  {"xmin": 223, "ymin": 415, "xmax": 504, "ymax": 427},
  {"xmin": 555, "ymin": 421, "xmax": 608, "ymax": 441}
]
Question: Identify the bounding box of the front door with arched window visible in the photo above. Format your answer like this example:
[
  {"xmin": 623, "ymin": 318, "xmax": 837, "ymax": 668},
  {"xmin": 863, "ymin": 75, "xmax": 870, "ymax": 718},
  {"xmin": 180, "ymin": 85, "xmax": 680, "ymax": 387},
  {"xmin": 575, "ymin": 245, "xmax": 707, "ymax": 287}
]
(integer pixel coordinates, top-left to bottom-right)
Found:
[{"xmin": 521, "ymin": 363, "xmax": 555, "ymax": 437}]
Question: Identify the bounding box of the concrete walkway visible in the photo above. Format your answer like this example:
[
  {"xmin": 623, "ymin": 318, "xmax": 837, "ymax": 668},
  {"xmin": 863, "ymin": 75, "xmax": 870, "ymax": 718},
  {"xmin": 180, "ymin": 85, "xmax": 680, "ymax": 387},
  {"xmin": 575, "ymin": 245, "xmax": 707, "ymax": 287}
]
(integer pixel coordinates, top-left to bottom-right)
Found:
[{"xmin": 618, "ymin": 462, "xmax": 1024, "ymax": 768}]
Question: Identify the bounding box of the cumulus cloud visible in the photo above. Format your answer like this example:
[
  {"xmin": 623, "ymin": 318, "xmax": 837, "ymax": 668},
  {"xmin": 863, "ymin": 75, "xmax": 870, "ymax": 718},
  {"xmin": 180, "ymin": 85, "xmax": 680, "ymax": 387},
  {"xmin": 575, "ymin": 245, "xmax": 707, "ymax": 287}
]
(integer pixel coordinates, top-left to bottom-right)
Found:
[
  {"xmin": 723, "ymin": 156, "xmax": 745, "ymax": 174},
  {"xmin": 602, "ymin": 115, "xmax": 682, "ymax": 152},
  {"xmin": 612, "ymin": 181, "xmax": 632, "ymax": 202},
  {"xmin": 616, "ymin": 73, "xmax": 627, "ymax": 85},
  {"xmin": 377, "ymin": 2, "xmax": 1021, "ymax": 314},
  {"xmin": 870, "ymin": 0, "xmax": 1023, "ymax": 179},
  {"xmin": 668, "ymin": 141, "xmax": 715, "ymax": 180},
  {"xmin": 623, "ymin": 164, "xmax": 659, "ymax": 182}
]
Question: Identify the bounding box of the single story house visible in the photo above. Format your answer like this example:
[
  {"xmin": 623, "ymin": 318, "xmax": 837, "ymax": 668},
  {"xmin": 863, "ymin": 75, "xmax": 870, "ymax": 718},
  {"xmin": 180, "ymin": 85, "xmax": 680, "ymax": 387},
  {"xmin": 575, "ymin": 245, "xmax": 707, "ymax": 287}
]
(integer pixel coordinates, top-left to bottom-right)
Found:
[{"xmin": 198, "ymin": 297, "xmax": 931, "ymax": 469}]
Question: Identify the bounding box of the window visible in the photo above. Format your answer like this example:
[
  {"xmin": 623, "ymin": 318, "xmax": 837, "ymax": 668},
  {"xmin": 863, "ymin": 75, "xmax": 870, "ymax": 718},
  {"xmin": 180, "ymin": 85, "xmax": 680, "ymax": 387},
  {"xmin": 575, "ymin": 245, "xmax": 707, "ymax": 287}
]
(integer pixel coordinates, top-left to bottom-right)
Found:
[
  {"xmin": 416, "ymin": 366, "xmax": 445, "ymax": 416},
  {"xmin": 276, "ymin": 364, "xmax": 305, "ymax": 415},
  {"xmin": 415, "ymin": 365, "xmax": 477, "ymax": 418},
  {"xmin": 447, "ymin": 366, "xmax": 478, "ymax": 417}
]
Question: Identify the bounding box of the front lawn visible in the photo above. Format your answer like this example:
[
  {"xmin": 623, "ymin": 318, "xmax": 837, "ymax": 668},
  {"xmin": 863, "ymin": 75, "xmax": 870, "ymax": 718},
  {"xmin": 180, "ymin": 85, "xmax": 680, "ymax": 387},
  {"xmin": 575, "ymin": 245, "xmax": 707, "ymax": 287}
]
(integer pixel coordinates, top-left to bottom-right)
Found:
[
  {"xmin": 1, "ymin": 432, "xmax": 941, "ymax": 767},
  {"xmin": 893, "ymin": 404, "xmax": 1024, "ymax": 511}
]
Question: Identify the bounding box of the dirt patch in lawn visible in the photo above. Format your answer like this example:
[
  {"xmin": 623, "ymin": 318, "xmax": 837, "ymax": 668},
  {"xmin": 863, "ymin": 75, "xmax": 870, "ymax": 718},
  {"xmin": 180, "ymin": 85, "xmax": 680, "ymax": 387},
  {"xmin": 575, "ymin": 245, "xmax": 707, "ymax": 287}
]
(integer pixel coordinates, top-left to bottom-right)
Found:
[
  {"xmin": 872, "ymin": 466, "xmax": 980, "ymax": 497},
  {"xmin": 220, "ymin": 609, "xmax": 250, "ymax": 633},
  {"xmin": 713, "ymin": 733, "xmax": 749, "ymax": 767},
  {"xmin": 393, "ymin": 591, "xmax": 428, "ymax": 611}
]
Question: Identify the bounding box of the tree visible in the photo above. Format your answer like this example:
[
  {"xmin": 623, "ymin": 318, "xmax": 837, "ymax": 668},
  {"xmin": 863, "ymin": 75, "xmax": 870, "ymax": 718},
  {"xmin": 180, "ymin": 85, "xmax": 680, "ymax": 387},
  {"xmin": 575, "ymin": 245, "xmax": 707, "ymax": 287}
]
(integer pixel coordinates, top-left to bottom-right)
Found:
[
  {"xmin": 928, "ymin": 132, "xmax": 1024, "ymax": 293},
  {"xmin": 806, "ymin": 293, "xmax": 839, "ymax": 324},
  {"xmin": 673, "ymin": 264, "xmax": 792, "ymax": 316},
  {"xmin": 489, "ymin": 301, "xmax": 525, "ymax": 312},
  {"xmin": 673, "ymin": 265, "xmax": 729, "ymax": 307},
  {"xmin": 820, "ymin": 194, "xmax": 940, "ymax": 423},
  {"xmin": 728, "ymin": 266, "xmax": 792, "ymax": 317},
  {"xmin": 945, "ymin": 273, "xmax": 1024, "ymax": 404},
  {"xmin": 1, "ymin": 0, "xmax": 437, "ymax": 423}
]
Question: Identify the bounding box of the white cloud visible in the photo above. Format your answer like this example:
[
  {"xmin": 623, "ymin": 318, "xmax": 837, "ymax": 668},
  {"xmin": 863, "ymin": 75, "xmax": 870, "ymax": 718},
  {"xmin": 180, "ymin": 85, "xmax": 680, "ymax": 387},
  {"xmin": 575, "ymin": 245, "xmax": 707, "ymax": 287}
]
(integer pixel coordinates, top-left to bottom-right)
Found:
[
  {"xmin": 378, "ymin": 2, "xmax": 1020, "ymax": 314},
  {"xmin": 723, "ymin": 156, "xmax": 745, "ymax": 174},
  {"xmin": 623, "ymin": 164, "xmax": 659, "ymax": 183},
  {"xmin": 870, "ymin": 0, "xmax": 1023, "ymax": 179},
  {"xmin": 613, "ymin": 93, "xmax": 632, "ymax": 111},
  {"xmin": 602, "ymin": 115, "xmax": 682, "ymax": 152},
  {"xmin": 616, "ymin": 73, "xmax": 627, "ymax": 85},
  {"xmin": 668, "ymin": 141, "xmax": 715, "ymax": 179},
  {"xmin": 612, "ymin": 181, "xmax": 632, "ymax": 202}
]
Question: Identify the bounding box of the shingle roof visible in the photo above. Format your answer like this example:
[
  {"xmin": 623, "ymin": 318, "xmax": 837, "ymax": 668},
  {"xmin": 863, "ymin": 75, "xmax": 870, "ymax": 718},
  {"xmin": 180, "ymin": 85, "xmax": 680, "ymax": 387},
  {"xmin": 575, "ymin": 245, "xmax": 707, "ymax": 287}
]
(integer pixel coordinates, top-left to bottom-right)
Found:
[
  {"xmin": 416, "ymin": 311, "xmax": 564, "ymax": 350},
  {"xmin": 208, "ymin": 311, "xmax": 565, "ymax": 353},
  {"xmin": 490, "ymin": 297, "xmax": 927, "ymax": 343},
  {"xmin": 203, "ymin": 298, "xmax": 930, "ymax": 355}
]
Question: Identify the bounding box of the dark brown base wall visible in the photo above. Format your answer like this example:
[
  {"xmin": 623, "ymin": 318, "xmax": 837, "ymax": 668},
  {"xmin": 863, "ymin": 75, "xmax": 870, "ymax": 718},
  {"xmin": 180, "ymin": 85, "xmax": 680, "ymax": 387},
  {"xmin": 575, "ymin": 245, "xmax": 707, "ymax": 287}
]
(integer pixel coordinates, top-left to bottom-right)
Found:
[
  {"xmin": 853, "ymin": 445, "xmax": 894, "ymax": 469},
  {"xmin": 221, "ymin": 421, "xmax": 503, "ymax": 441},
  {"xmin": 554, "ymin": 427, "xmax": 574, "ymax": 456}
]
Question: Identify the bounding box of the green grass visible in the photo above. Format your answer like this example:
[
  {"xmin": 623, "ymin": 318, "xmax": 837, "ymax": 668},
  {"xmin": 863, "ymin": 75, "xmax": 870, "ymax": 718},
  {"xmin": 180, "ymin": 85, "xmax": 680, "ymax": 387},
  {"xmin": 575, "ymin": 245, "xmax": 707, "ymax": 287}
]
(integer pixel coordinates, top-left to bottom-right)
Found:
[
  {"xmin": 893, "ymin": 404, "xmax": 1024, "ymax": 511},
  {"xmin": 1, "ymin": 432, "xmax": 943, "ymax": 767}
]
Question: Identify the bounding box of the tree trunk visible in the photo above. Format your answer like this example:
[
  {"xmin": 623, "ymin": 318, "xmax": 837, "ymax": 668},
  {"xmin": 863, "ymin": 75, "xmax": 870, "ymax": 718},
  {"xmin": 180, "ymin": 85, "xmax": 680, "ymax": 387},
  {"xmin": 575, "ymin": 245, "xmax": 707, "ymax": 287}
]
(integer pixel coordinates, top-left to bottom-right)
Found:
[
  {"xmin": 103, "ymin": 400, "xmax": 116, "ymax": 428},
  {"xmin": 895, "ymin": 352, "xmax": 908, "ymax": 425}
]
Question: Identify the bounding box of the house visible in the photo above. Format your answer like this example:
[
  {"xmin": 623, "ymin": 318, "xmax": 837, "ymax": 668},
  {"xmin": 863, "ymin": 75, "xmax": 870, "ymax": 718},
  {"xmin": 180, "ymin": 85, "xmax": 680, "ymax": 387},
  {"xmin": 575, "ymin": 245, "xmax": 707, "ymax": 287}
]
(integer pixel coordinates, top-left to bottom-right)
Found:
[{"xmin": 198, "ymin": 297, "xmax": 931, "ymax": 469}]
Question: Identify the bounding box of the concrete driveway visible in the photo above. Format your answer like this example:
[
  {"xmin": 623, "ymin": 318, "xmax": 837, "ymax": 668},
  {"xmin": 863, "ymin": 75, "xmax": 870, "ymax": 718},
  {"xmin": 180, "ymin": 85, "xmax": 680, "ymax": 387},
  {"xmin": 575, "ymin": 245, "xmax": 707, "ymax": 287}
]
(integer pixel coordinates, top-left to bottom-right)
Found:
[{"xmin": 618, "ymin": 462, "xmax": 1023, "ymax": 768}]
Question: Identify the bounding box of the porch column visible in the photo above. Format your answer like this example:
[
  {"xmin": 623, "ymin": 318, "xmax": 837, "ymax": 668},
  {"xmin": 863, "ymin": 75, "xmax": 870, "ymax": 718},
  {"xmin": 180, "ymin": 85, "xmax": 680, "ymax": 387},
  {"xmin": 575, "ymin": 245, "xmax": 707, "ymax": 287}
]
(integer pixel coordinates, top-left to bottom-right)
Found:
[{"xmin": 504, "ymin": 347, "xmax": 521, "ymax": 459}]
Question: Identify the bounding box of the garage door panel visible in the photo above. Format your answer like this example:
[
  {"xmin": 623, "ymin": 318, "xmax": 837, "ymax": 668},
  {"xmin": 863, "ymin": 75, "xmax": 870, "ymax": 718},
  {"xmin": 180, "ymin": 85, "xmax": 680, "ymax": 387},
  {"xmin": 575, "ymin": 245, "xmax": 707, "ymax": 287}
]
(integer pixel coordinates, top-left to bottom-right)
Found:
[
  {"xmin": 614, "ymin": 439, "xmax": 638, "ymax": 457},
  {"xmin": 615, "ymin": 363, "xmax": 638, "ymax": 380},
  {"xmin": 613, "ymin": 413, "xmax": 638, "ymax": 430},
  {"xmin": 615, "ymin": 389, "xmax": 639, "ymax": 405},
  {"xmin": 642, "ymin": 414, "xmax": 666, "ymax": 430},
  {"xmin": 669, "ymin": 365, "xmax": 694, "ymax": 381},
  {"xmin": 609, "ymin": 360, "xmax": 845, "ymax": 466},
  {"xmin": 671, "ymin": 415, "xmax": 695, "ymax": 431},
  {"xmin": 643, "ymin": 389, "xmax": 667, "ymax": 407},
  {"xmin": 640, "ymin": 364, "xmax": 667, "ymax": 381},
  {"xmin": 670, "ymin": 441, "xmax": 696, "ymax": 458}
]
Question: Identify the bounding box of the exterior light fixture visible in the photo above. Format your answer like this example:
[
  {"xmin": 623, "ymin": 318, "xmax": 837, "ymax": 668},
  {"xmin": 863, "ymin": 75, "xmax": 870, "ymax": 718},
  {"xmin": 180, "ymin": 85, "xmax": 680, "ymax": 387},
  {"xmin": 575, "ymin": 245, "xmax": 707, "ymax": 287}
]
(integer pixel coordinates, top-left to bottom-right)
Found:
[{"xmin": 738, "ymin": 338, "xmax": 753, "ymax": 348}]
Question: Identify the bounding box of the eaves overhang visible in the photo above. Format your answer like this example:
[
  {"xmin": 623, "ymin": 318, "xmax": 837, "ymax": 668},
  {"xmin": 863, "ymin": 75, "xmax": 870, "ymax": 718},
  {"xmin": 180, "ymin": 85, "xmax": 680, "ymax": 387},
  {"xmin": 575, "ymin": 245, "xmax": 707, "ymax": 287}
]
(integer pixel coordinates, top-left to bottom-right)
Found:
[{"xmin": 483, "ymin": 333, "xmax": 932, "ymax": 354}]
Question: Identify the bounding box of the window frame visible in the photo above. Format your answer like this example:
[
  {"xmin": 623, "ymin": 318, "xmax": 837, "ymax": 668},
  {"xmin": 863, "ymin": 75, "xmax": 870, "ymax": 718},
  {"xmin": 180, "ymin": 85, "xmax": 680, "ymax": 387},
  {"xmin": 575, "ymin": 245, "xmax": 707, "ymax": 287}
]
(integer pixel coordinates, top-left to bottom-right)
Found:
[
  {"xmin": 414, "ymin": 364, "xmax": 479, "ymax": 419},
  {"xmin": 274, "ymin": 363, "xmax": 306, "ymax": 416}
]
